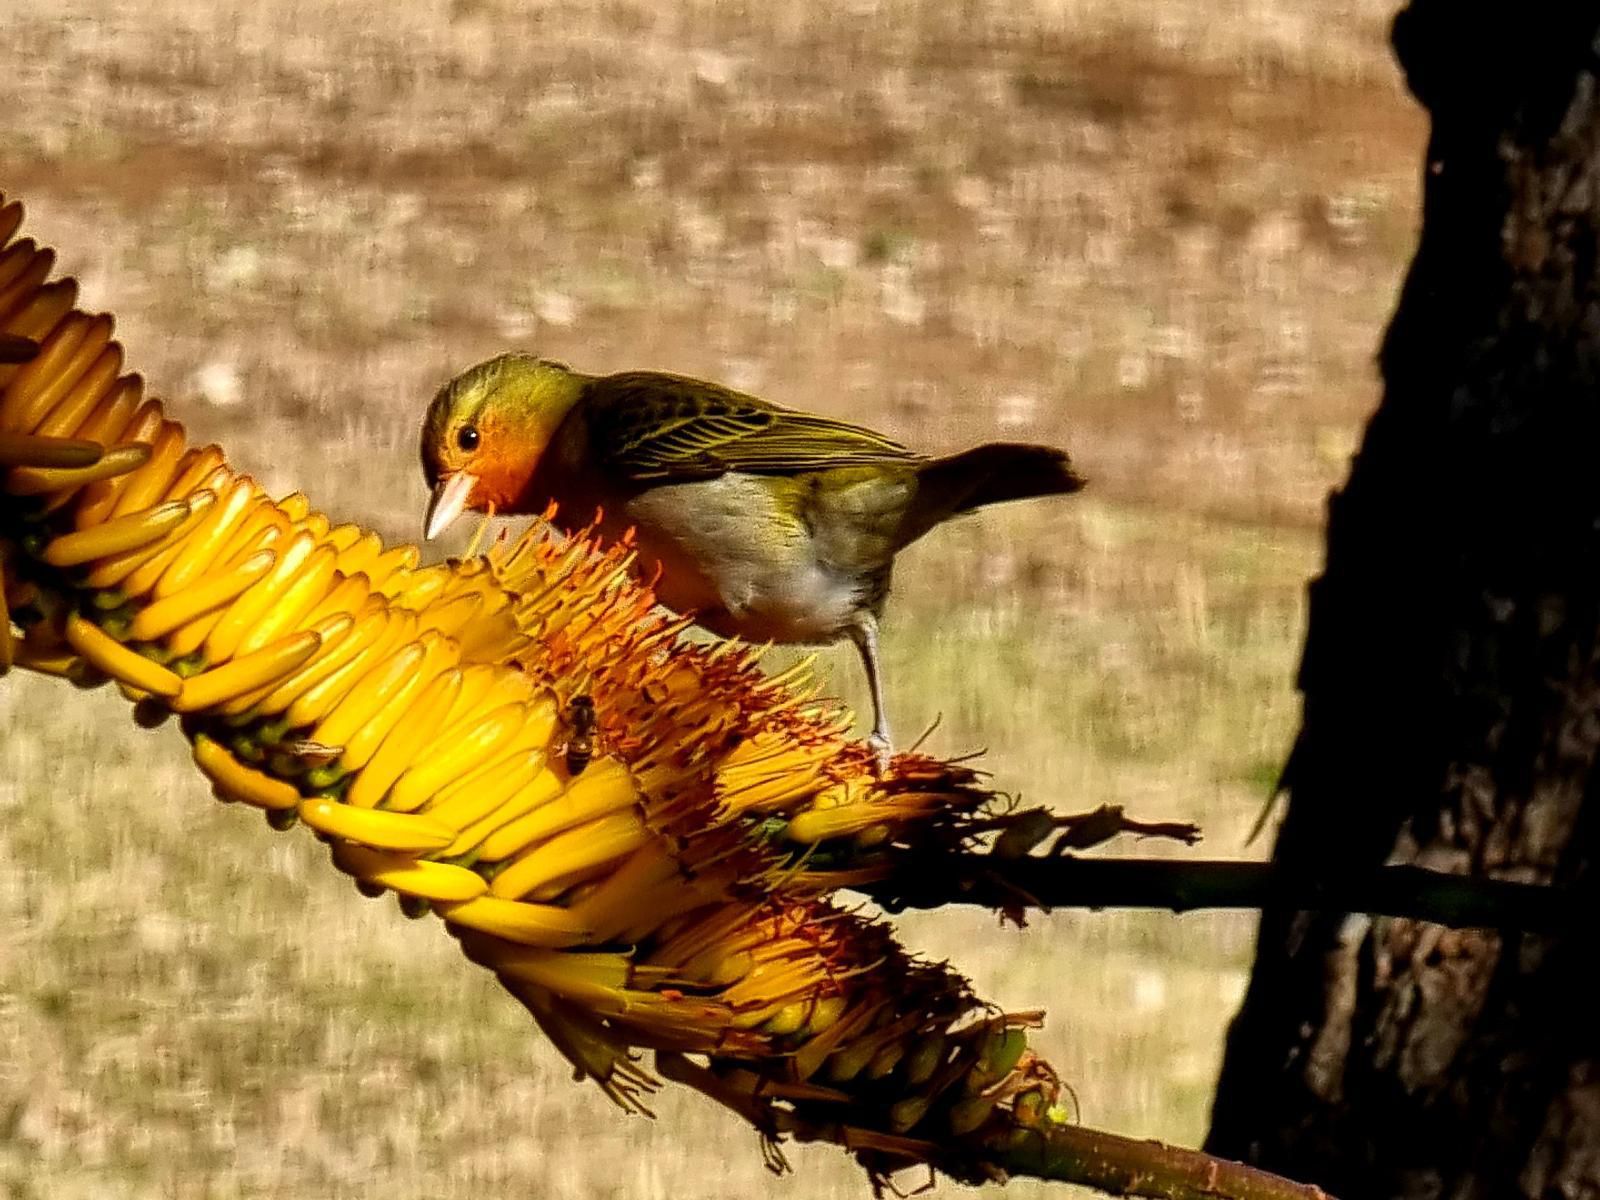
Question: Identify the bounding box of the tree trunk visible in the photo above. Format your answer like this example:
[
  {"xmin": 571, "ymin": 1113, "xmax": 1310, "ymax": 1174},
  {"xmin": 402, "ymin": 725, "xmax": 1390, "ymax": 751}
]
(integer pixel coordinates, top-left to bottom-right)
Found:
[{"xmin": 1205, "ymin": 6, "xmax": 1600, "ymax": 1197}]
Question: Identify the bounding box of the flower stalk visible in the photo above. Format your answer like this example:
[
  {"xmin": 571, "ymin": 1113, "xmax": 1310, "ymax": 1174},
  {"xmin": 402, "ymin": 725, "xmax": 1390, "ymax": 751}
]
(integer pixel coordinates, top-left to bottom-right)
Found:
[
  {"xmin": 0, "ymin": 192, "xmax": 1329, "ymax": 1199},
  {"xmin": 868, "ymin": 851, "xmax": 1573, "ymax": 932}
]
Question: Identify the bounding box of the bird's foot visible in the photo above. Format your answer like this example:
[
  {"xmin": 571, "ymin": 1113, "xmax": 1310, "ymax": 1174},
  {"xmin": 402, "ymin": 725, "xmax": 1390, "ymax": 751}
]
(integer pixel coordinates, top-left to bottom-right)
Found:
[{"xmin": 867, "ymin": 729, "xmax": 893, "ymax": 776}]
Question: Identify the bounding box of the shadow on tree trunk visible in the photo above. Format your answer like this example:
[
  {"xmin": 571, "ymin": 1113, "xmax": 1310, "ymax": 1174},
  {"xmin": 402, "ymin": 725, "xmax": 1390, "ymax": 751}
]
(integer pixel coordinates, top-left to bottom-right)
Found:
[{"xmin": 1205, "ymin": 5, "xmax": 1600, "ymax": 1196}]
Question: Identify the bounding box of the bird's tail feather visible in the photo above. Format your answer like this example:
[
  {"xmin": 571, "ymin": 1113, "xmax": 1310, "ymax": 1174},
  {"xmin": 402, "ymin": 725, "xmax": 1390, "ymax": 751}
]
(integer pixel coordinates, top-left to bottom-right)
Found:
[
  {"xmin": 900, "ymin": 442, "xmax": 1084, "ymax": 546},
  {"xmin": 941, "ymin": 442, "xmax": 1085, "ymax": 513}
]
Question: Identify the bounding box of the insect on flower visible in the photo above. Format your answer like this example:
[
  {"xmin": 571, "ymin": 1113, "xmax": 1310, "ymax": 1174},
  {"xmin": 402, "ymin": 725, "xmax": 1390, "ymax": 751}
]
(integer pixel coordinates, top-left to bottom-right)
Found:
[{"xmin": 562, "ymin": 692, "xmax": 598, "ymax": 776}]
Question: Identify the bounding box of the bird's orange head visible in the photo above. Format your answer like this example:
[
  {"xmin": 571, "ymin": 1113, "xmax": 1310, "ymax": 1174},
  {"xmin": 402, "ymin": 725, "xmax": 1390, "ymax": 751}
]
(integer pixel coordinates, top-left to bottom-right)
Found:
[{"xmin": 420, "ymin": 352, "xmax": 583, "ymax": 540}]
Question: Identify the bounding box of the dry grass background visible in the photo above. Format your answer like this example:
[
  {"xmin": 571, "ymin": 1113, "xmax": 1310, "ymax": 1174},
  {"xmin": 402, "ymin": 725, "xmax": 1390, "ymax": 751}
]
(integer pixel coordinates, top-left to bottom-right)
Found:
[{"xmin": 0, "ymin": 2, "xmax": 1423, "ymax": 1196}]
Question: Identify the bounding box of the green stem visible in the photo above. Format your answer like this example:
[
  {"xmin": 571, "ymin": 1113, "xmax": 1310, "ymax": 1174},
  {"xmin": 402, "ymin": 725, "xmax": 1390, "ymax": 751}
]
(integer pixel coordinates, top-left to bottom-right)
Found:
[
  {"xmin": 985, "ymin": 1120, "xmax": 1333, "ymax": 1199},
  {"xmin": 867, "ymin": 855, "xmax": 1569, "ymax": 932}
]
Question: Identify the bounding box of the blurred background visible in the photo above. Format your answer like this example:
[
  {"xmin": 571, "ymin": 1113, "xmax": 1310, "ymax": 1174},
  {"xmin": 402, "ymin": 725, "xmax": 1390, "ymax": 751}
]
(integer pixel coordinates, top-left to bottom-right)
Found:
[{"xmin": 0, "ymin": 2, "xmax": 1421, "ymax": 1195}]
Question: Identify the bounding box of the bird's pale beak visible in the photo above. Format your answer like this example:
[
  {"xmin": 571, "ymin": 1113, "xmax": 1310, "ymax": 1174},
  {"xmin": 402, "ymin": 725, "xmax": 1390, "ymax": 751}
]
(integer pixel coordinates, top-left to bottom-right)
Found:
[{"xmin": 423, "ymin": 471, "xmax": 478, "ymax": 541}]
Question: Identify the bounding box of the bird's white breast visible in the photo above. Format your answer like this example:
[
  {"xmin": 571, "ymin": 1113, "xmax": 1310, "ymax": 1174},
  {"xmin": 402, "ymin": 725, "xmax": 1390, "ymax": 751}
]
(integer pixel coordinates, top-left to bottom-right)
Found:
[{"xmin": 623, "ymin": 476, "xmax": 866, "ymax": 644}]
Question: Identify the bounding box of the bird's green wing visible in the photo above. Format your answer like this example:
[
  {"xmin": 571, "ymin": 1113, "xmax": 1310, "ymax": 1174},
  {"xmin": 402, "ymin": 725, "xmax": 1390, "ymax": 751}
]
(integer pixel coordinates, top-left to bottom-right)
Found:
[{"xmin": 583, "ymin": 371, "xmax": 923, "ymax": 481}]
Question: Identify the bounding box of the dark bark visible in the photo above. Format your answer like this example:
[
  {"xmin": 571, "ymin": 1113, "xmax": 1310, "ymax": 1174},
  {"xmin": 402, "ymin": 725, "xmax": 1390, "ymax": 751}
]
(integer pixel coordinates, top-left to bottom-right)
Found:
[{"xmin": 1205, "ymin": 6, "xmax": 1600, "ymax": 1198}]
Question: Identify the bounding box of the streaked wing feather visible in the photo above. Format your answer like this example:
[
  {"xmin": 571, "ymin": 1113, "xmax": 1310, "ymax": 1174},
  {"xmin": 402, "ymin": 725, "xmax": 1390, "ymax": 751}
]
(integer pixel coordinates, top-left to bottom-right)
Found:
[{"xmin": 586, "ymin": 371, "xmax": 921, "ymax": 481}]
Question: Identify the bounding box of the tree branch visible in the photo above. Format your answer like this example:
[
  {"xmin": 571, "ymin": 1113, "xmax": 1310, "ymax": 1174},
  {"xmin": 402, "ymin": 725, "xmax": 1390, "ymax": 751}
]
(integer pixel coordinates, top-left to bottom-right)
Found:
[
  {"xmin": 864, "ymin": 855, "xmax": 1571, "ymax": 932},
  {"xmin": 984, "ymin": 1120, "xmax": 1332, "ymax": 1199}
]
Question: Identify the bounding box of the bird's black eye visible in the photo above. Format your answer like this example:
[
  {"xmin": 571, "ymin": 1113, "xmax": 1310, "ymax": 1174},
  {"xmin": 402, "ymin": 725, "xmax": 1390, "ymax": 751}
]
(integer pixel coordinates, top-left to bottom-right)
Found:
[{"xmin": 456, "ymin": 425, "xmax": 480, "ymax": 452}]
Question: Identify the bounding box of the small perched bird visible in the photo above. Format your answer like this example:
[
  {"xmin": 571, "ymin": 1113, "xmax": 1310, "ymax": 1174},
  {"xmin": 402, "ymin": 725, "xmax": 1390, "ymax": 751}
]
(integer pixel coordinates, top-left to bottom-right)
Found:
[{"xmin": 420, "ymin": 354, "xmax": 1083, "ymax": 764}]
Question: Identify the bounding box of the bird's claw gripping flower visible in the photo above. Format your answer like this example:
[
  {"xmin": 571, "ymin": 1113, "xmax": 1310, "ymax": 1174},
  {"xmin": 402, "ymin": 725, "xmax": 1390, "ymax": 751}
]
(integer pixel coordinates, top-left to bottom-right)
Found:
[{"xmin": 0, "ymin": 193, "xmax": 1113, "ymax": 1189}]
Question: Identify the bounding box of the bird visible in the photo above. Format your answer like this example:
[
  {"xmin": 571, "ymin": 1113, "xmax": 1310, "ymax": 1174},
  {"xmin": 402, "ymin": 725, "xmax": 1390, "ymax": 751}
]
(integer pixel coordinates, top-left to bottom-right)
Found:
[{"xmin": 419, "ymin": 353, "xmax": 1084, "ymax": 766}]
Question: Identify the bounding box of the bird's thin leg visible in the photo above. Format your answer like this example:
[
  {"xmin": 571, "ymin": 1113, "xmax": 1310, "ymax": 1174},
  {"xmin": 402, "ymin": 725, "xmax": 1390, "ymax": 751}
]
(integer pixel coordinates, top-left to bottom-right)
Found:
[{"xmin": 846, "ymin": 613, "xmax": 892, "ymax": 772}]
